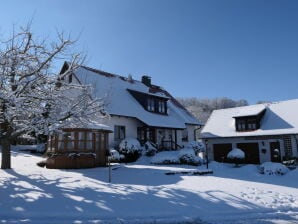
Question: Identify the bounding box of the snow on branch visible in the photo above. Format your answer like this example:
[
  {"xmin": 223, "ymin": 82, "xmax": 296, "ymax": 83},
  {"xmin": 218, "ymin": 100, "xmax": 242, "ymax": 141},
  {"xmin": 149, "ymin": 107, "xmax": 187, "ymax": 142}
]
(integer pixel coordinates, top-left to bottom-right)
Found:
[{"xmin": 0, "ymin": 24, "xmax": 108, "ymax": 139}]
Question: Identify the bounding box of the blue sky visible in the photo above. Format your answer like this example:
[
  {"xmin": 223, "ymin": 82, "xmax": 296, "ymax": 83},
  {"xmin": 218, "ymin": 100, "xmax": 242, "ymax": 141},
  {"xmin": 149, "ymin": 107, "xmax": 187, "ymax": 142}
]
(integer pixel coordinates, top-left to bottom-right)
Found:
[{"xmin": 1, "ymin": 0, "xmax": 298, "ymax": 104}]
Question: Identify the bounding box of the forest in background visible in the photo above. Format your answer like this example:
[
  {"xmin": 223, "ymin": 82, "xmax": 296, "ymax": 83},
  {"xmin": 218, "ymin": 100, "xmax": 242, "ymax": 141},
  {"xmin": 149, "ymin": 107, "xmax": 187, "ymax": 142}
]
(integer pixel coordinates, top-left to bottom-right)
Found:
[{"xmin": 178, "ymin": 97, "xmax": 252, "ymax": 123}]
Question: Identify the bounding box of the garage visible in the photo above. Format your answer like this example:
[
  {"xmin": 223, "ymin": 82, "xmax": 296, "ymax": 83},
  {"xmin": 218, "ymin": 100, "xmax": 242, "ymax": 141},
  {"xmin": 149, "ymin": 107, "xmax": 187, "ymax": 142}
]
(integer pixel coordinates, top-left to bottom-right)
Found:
[
  {"xmin": 237, "ymin": 142, "xmax": 260, "ymax": 164},
  {"xmin": 213, "ymin": 143, "xmax": 232, "ymax": 163}
]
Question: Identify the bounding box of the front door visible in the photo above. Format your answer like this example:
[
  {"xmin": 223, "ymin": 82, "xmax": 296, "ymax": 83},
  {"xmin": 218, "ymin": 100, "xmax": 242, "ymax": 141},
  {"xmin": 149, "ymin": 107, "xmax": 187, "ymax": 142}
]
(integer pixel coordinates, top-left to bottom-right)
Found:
[
  {"xmin": 137, "ymin": 127, "xmax": 156, "ymax": 144},
  {"xmin": 270, "ymin": 141, "xmax": 281, "ymax": 162}
]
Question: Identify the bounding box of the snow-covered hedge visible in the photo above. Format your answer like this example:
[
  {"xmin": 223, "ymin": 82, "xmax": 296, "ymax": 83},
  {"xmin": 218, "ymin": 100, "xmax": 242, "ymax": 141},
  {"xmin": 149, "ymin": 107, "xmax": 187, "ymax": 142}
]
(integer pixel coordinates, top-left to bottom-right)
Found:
[
  {"xmin": 12, "ymin": 144, "xmax": 45, "ymax": 153},
  {"xmin": 151, "ymin": 148, "xmax": 203, "ymax": 166},
  {"xmin": 259, "ymin": 162, "xmax": 289, "ymax": 175},
  {"xmin": 119, "ymin": 138, "xmax": 142, "ymax": 162},
  {"xmin": 119, "ymin": 138, "xmax": 142, "ymax": 154},
  {"xmin": 151, "ymin": 151, "xmax": 180, "ymax": 165}
]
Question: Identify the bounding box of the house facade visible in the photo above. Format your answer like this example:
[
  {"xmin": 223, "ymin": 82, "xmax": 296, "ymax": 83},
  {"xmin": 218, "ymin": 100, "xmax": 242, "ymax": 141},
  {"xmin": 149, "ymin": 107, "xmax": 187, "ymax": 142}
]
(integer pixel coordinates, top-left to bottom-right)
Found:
[
  {"xmin": 61, "ymin": 63, "xmax": 202, "ymax": 150},
  {"xmin": 200, "ymin": 99, "xmax": 298, "ymax": 164}
]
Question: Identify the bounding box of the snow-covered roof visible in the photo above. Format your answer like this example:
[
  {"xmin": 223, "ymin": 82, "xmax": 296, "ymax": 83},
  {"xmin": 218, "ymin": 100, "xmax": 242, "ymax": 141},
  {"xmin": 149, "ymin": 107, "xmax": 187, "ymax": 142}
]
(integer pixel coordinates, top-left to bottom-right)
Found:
[
  {"xmin": 72, "ymin": 65, "xmax": 201, "ymax": 129},
  {"xmin": 201, "ymin": 99, "xmax": 298, "ymax": 138},
  {"xmin": 59, "ymin": 119, "xmax": 113, "ymax": 132},
  {"xmin": 233, "ymin": 104, "xmax": 266, "ymax": 117}
]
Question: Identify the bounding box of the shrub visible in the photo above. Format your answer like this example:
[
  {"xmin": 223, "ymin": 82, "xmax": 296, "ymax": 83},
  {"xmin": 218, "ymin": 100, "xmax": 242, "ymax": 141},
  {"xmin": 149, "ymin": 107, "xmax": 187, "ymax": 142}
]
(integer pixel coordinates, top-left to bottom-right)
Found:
[
  {"xmin": 144, "ymin": 141, "xmax": 158, "ymax": 156},
  {"xmin": 151, "ymin": 151, "xmax": 180, "ymax": 165},
  {"xmin": 259, "ymin": 162, "xmax": 289, "ymax": 175},
  {"xmin": 185, "ymin": 141, "xmax": 206, "ymax": 154},
  {"xmin": 119, "ymin": 138, "xmax": 142, "ymax": 163},
  {"xmin": 108, "ymin": 148, "xmax": 125, "ymax": 162},
  {"xmin": 227, "ymin": 148, "xmax": 245, "ymax": 167},
  {"xmin": 178, "ymin": 148, "xmax": 203, "ymax": 166}
]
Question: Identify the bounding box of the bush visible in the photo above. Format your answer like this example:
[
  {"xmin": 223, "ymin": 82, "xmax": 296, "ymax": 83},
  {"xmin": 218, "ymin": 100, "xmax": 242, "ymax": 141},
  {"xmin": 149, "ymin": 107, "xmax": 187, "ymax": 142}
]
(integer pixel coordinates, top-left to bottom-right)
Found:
[
  {"xmin": 119, "ymin": 138, "xmax": 142, "ymax": 163},
  {"xmin": 178, "ymin": 148, "xmax": 203, "ymax": 166},
  {"xmin": 151, "ymin": 149, "xmax": 203, "ymax": 166},
  {"xmin": 151, "ymin": 151, "xmax": 180, "ymax": 165},
  {"xmin": 108, "ymin": 148, "xmax": 125, "ymax": 162},
  {"xmin": 144, "ymin": 141, "xmax": 158, "ymax": 156},
  {"xmin": 227, "ymin": 148, "xmax": 245, "ymax": 167},
  {"xmin": 185, "ymin": 141, "xmax": 206, "ymax": 154},
  {"xmin": 259, "ymin": 162, "xmax": 289, "ymax": 175}
]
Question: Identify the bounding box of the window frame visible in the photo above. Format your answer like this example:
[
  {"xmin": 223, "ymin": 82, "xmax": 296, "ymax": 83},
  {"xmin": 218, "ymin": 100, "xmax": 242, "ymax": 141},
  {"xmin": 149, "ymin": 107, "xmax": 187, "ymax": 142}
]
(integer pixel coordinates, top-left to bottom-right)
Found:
[{"xmin": 114, "ymin": 125, "xmax": 126, "ymax": 141}]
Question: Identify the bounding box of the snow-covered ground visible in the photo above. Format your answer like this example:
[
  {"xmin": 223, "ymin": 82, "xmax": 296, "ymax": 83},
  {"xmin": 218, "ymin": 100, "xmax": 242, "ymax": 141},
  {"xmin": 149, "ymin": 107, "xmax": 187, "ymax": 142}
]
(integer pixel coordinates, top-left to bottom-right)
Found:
[{"xmin": 0, "ymin": 148, "xmax": 297, "ymax": 224}]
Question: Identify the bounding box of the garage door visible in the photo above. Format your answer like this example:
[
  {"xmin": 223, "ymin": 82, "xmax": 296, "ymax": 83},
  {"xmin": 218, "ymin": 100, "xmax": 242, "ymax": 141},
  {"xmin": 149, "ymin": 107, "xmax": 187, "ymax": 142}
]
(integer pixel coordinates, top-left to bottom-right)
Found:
[
  {"xmin": 237, "ymin": 143, "xmax": 260, "ymax": 164},
  {"xmin": 213, "ymin": 143, "xmax": 232, "ymax": 163}
]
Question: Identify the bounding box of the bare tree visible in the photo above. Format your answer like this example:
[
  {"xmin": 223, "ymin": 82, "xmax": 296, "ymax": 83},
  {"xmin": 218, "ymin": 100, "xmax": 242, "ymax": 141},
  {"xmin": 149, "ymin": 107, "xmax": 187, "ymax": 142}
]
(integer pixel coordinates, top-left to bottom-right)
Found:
[{"xmin": 0, "ymin": 25, "xmax": 107, "ymax": 169}]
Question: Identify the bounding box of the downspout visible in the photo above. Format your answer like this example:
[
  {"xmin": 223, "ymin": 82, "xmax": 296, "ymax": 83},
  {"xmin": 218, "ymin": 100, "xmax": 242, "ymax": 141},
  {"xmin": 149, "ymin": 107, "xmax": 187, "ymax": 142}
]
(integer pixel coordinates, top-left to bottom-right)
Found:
[
  {"xmin": 174, "ymin": 129, "xmax": 177, "ymax": 150},
  {"xmin": 294, "ymin": 134, "xmax": 298, "ymax": 156},
  {"xmin": 194, "ymin": 125, "xmax": 204, "ymax": 141}
]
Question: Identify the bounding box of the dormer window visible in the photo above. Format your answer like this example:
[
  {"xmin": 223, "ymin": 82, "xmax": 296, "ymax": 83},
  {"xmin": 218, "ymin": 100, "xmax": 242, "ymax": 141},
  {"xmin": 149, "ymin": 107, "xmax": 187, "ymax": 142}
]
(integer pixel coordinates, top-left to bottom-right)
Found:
[
  {"xmin": 236, "ymin": 118, "xmax": 258, "ymax": 131},
  {"xmin": 237, "ymin": 119, "xmax": 246, "ymax": 131},
  {"xmin": 147, "ymin": 98, "xmax": 155, "ymax": 112},
  {"xmin": 127, "ymin": 89, "xmax": 168, "ymax": 115},
  {"xmin": 234, "ymin": 108, "xmax": 266, "ymax": 132},
  {"xmin": 247, "ymin": 118, "xmax": 257, "ymax": 130},
  {"xmin": 158, "ymin": 101, "xmax": 166, "ymax": 113}
]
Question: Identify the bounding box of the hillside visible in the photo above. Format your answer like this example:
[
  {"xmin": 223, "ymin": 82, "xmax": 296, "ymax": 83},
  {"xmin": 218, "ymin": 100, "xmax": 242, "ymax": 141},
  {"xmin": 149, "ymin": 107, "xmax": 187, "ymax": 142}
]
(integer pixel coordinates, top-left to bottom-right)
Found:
[{"xmin": 178, "ymin": 97, "xmax": 249, "ymax": 123}]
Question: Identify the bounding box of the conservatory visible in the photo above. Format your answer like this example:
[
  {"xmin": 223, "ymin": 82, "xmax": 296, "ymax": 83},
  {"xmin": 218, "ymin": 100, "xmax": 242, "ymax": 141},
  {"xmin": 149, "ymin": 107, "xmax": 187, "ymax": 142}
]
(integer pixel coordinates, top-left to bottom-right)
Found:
[{"xmin": 46, "ymin": 123, "xmax": 112, "ymax": 169}]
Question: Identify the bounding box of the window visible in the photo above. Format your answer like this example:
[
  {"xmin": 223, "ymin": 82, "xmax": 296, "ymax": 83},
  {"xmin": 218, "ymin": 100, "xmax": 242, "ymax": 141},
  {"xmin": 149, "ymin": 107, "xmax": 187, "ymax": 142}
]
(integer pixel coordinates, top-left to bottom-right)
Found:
[
  {"xmin": 182, "ymin": 129, "xmax": 188, "ymax": 142},
  {"xmin": 247, "ymin": 118, "xmax": 257, "ymax": 130},
  {"xmin": 158, "ymin": 100, "xmax": 166, "ymax": 113},
  {"xmin": 147, "ymin": 98, "xmax": 155, "ymax": 111},
  {"xmin": 114, "ymin": 125, "xmax": 125, "ymax": 141},
  {"xmin": 78, "ymin": 132, "xmax": 86, "ymax": 150},
  {"xmin": 236, "ymin": 118, "xmax": 258, "ymax": 131},
  {"xmin": 237, "ymin": 119, "xmax": 246, "ymax": 131},
  {"xmin": 68, "ymin": 74, "xmax": 73, "ymax": 83}
]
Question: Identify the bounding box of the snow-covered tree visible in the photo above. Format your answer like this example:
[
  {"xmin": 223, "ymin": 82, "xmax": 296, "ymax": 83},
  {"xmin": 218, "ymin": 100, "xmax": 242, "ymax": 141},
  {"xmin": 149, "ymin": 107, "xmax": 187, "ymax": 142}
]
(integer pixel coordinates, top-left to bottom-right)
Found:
[
  {"xmin": 227, "ymin": 148, "xmax": 245, "ymax": 167},
  {"xmin": 0, "ymin": 25, "xmax": 107, "ymax": 169}
]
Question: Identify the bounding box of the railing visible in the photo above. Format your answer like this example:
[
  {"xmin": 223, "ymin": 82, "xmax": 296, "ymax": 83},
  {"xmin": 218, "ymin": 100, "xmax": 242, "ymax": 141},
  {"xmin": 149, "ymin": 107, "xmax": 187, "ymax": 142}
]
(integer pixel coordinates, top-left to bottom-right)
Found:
[{"xmin": 160, "ymin": 140, "xmax": 183, "ymax": 151}]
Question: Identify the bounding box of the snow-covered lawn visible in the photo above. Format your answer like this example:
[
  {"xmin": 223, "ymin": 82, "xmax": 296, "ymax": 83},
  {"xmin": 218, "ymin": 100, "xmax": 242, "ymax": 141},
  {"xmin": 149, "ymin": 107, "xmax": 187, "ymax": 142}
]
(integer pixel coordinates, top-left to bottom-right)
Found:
[{"xmin": 0, "ymin": 149, "xmax": 297, "ymax": 224}]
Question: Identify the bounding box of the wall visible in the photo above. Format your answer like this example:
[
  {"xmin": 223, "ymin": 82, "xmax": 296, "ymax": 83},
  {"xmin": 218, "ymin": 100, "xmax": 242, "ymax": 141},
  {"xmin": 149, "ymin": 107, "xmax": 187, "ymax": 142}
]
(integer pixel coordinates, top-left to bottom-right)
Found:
[
  {"xmin": 203, "ymin": 136, "xmax": 297, "ymax": 164},
  {"xmin": 103, "ymin": 115, "xmax": 142, "ymax": 148}
]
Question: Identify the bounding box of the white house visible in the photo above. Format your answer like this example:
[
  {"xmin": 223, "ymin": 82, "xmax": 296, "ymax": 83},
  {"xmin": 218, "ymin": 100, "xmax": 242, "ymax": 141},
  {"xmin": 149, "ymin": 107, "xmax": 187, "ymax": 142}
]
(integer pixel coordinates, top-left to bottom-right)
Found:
[
  {"xmin": 200, "ymin": 99, "xmax": 298, "ymax": 164},
  {"xmin": 61, "ymin": 63, "xmax": 202, "ymax": 150}
]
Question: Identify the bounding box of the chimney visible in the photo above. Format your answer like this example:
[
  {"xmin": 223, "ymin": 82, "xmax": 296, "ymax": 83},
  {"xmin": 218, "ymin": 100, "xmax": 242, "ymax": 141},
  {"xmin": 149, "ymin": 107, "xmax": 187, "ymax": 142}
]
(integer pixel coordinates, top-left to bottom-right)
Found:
[{"xmin": 141, "ymin": 75, "xmax": 151, "ymax": 87}]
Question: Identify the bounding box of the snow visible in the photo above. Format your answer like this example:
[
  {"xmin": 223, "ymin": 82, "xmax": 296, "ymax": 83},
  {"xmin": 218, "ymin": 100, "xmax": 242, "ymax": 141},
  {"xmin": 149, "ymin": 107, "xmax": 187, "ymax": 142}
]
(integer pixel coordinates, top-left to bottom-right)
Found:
[
  {"xmin": 259, "ymin": 162, "xmax": 290, "ymax": 175},
  {"xmin": 0, "ymin": 147, "xmax": 297, "ymax": 224},
  {"xmin": 63, "ymin": 119, "xmax": 113, "ymax": 132},
  {"xmin": 227, "ymin": 148, "xmax": 245, "ymax": 159},
  {"xmin": 233, "ymin": 104, "xmax": 266, "ymax": 117},
  {"xmin": 119, "ymin": 137, "xmax": 141, "ymax": 153},
  {"xmin": 185, "ymin": 140, "xmax": 206, "ymax": 153},
  {"xmin": 151, "ymin": 151, "xmax": 181, "ymax": 164},
  {"xmin": 73, "ymin": 66, "xmax": 201, "ymax": 129}
]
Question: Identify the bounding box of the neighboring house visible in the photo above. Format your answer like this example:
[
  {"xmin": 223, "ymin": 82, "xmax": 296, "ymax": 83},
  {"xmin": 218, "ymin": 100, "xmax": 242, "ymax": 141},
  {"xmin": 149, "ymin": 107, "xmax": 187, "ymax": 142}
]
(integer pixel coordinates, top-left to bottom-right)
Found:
[
  {"xmin": 200, "ymin": 99, "xmax": 298, "ymax": 164},
  {"xmin": 61, "ymin": 63, "xmax": 202, "ymax": 150}
]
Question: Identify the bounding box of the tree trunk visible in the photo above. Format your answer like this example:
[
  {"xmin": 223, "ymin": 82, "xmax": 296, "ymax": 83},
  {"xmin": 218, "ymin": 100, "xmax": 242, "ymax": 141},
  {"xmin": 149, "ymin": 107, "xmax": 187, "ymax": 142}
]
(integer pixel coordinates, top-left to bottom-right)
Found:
[
  {"xmin": 1, "ymin": 120, "xmax": 12, "ymax": 169},
  {"xmin": 1, "ymin": 137, "xmax": 11, "ymax": 169}
]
